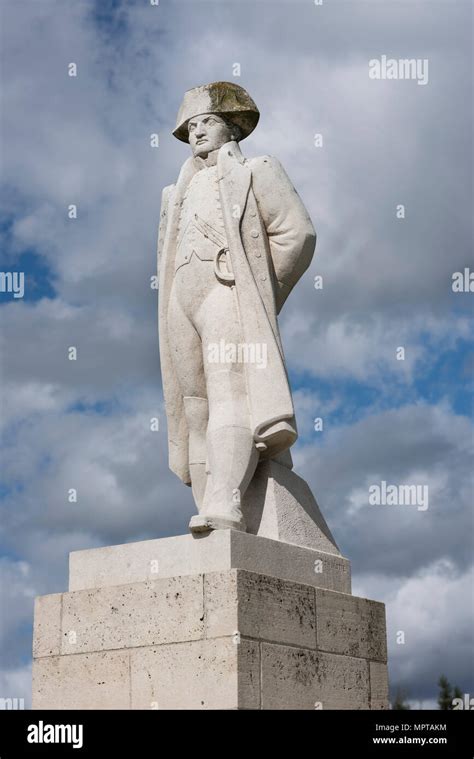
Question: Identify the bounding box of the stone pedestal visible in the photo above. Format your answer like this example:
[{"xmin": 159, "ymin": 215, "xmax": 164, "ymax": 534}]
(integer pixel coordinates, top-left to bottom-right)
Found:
[{"xmin": 32, "ymin": 531, "xmax": 389, "ymax": 710}]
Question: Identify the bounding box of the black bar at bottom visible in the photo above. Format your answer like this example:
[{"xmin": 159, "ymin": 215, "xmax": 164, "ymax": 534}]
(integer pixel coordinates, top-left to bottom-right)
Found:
[{"xmin": 0, "ymin": 708, "xmax": 472, "ymax": 757}]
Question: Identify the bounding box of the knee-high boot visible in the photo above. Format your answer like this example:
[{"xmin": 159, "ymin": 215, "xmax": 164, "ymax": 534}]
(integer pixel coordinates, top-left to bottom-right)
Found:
[
  {"xmin": 183, "ymin": 396, "xmax": 209, "ymax": 512},
  {"xmin": 189, "ymin": 370, "xmax": 258, "ymax": 533}
]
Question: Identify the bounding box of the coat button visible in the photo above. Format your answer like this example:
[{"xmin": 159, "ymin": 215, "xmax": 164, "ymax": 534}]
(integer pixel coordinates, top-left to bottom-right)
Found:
[
  {"xmin": 250, "ymin": 210, "xmax": 257, "ymax": 217},
  {"xmin": 261, "ymin": 275, "xmax": 266, "ymax": 281},
  {"xmin": 251, "ymin": 230, "xmax": 259, "ymax": 238},
  {"xmin": 255, "ymin": 251, "xmax": 261, "ymax": 258}
]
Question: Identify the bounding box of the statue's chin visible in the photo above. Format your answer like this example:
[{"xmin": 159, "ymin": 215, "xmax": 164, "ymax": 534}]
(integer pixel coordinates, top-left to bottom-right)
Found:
[
  {"xmin": 193, "ymin": 147, "xmax": 221, "ymax": 166},
  {"xmin": 192, "ymin": 142, "xmax": 212, "ymax": 158},
  {"xmin": 190, "ymin": 146, "xmax": 208, "ymax": 160}
]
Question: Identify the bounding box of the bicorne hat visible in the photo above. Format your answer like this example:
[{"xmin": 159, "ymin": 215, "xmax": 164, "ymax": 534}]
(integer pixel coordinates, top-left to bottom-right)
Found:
[{"xmin": 172, "ymin": 81, "xmax": 260, "ymax": 143}]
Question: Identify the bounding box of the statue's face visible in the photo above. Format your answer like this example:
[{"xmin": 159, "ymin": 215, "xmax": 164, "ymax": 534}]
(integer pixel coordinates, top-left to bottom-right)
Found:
[{"xmin": 188, "ymin": 113, "xmax": 234, "ymax": 157}]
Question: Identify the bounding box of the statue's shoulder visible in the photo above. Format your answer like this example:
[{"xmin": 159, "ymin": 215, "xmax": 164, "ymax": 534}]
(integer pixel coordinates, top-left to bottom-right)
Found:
[
  {"xmin": 162, "ymin": 183, "xmax": 175, "ymax": 199},
  {"xmin": 246, "ymin": 155, "xmax": 292, "ymax": 192},
  {"xmin": 247, "ymin": 154, "xmax": 282, "ymax": 172},
  {"xmin": 246, "ymin": 155, "xmax": 289, "ymax": 186}
]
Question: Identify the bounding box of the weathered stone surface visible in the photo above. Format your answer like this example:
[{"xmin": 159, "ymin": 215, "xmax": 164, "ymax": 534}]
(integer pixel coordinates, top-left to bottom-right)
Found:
[
  {"xmin": 130, "ymin": 638, "xmax": 260, "ymax": 710},
  {"xmin": 260, "ymin": 643, "xmax": 370, "ymax": 710},
  {"xmin": 32, "ymin": 535, "xmax": 388, "ymax": 710},
  {"xmin": 242, "ymin": 460, "xmax": 340, "ymax": 553},
  {"xmin": 369, "ymin": 661, "xmax": 390, "ymax": 709},
  {"xmin": 32, "ymin": 650, "xmax": 130, "ymax": 710},
  {"xmin": 69, "ymin": 529, "xmax": 351, "ymax": 594},
  {"xmin": 204, "ymin": 570, "xmax": 316, "ymax": 649},
  {"xmin": 316, "ymin": 589, "xmax": 387, "ymax": 662},
  {"xmin": 33, "ymin": 593, "xmax": 62, "ymax": 658},
  {"xmin": 60, "ymin": 575, "xmax": 204, "ymax": 654}
]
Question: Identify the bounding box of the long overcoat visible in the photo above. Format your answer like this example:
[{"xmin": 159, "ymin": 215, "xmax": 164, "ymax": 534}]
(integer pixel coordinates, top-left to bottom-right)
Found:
[{"xmin": 158, "ymin": 140, "xmax": 316, "ymax": 484}]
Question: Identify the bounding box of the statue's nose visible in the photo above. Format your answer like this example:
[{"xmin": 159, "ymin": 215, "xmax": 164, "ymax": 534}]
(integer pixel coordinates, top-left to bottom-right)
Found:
[{"xmin": 195, "ymin": 123, "xmax": 206, "ymax": 137}]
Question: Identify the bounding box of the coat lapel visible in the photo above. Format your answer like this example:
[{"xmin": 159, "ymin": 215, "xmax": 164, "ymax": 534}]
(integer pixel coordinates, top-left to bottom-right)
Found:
[{"xmin": 217, "ymin": 141, "xmax": 252, "ymax": 224}]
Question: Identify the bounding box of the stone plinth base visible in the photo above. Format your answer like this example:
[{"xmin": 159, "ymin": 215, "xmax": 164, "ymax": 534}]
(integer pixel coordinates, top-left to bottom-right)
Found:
[
  {"xmin": 32, "ymin": 531, "xmax": 389, "ymax": 710},
  {"xmin": 68, "ymin": 529, "xmax": 351, "ymax": 594}
]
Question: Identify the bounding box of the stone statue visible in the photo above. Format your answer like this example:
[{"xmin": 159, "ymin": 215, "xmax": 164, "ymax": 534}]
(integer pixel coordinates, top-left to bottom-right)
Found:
[
  {"xmin": 158, "ymin": 81, "xmax": 332, "ymax": 544},
  {"xmin": 32, "ymin": 83, "xmax": 390, "ymax": 709}
]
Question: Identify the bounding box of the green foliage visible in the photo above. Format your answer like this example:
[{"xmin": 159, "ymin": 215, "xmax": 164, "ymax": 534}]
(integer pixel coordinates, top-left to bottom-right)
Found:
[
  {"xmin": 438, "ymin": 675, "xmax": 462, "ymax": 710},
  {"xmin": 392, "ymin": 688, "xmax": 411, "ymax": 710}
]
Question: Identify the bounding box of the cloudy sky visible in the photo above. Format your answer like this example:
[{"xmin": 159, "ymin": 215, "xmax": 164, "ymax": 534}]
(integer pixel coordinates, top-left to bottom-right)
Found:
[{"xmin": 0, "ymin": 0, "xmax": 472, "ymax": 709}]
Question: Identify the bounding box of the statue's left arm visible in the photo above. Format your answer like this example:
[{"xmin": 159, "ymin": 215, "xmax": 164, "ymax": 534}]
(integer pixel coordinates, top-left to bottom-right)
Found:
[{"xmin": 250, "ymin": 156, "xmax": 316, "ymax": 312}]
